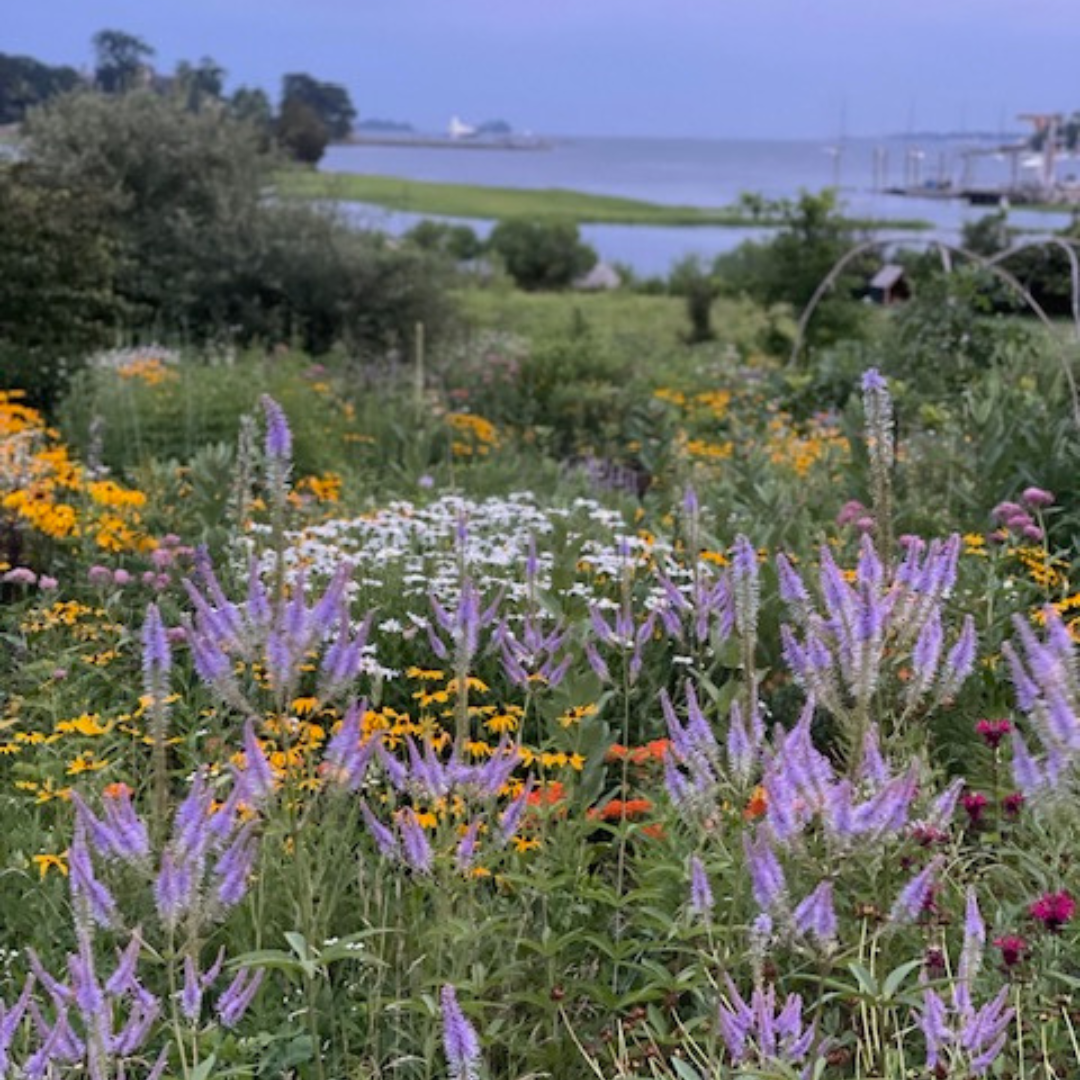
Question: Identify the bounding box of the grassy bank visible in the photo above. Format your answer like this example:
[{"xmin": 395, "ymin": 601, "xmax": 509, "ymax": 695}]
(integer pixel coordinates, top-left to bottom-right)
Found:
[{"xmin": 278, "ymin": 168, "xmax": 932, "ymax": 230}]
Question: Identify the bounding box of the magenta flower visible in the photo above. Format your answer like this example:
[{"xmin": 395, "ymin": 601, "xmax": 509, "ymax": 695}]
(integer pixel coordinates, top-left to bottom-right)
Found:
[
  {"xmin": 961, "ymin": 792, "xmax": 989, "ymax": 827},
  {"xmin": 1001, "ymin": 792, "xmax": 1025, "ymax": 818},
  {"xmin": 993, "ymin": 934, "xmax": 1029, "ymax": 968},
  {"xmin": 974, "ymin": 718, "xmax": 1011, "ymax": 750},
  {"xmin": 1029, "ymin": 891, "xmax": 1075, "ymax": 933}
]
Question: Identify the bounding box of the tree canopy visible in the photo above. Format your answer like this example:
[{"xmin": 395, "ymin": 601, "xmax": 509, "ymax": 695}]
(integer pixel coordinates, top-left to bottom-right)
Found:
[
  {"xmin": 0, "ymin": 54, "xmax": 81, "ymax": 125},
  {"xmin": 92, "ymin": 29, "xmax": 155, "ymax": 94},
  {"xmin": 281, "ymin": 73, "xmax": 356, "ymax": 141}
]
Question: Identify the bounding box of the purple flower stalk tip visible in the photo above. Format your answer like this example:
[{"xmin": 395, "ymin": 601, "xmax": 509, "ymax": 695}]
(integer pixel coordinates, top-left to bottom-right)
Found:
[
  {"xmin": 260, "ymin": 394, "xmax": 292, "ymax": 462},
  {"xmin": 441, "ymin": 985, "xmax": 482, "ymax": 1080},
  {"xmin": 689, "ymin": 855, "xmax": 714, "ymax": 918}
]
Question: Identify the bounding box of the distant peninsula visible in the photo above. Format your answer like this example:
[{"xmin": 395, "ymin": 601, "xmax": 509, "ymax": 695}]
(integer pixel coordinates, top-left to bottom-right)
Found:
[{"xmin": 357, "ymin": 118, "xmax": 415, "ymax": 133}]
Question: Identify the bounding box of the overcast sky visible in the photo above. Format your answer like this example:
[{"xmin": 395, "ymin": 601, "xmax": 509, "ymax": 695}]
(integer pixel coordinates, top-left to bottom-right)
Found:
[{"xmin": 9, "ymin": 1, "xmax": 1080, "ymax": 139}]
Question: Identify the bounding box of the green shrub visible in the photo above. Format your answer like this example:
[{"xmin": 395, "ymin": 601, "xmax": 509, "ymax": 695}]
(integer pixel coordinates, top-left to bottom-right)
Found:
[
  {"xmin": 0, "ymin": 163, "xmax": 122, "ymax": 409},
  {"xmin": 487, "ymin": 217, "xmax": 597, "ymax": 291},
  {"xmin": 22, "ymin": 90, "xmax": 454, "ymax": 359}
]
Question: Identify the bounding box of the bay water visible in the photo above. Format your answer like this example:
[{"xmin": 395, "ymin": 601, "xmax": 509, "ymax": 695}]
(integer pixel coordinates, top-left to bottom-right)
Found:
[{"xmin": 323, "ymin": 136, "xmax": 1076, "ymax": 275}]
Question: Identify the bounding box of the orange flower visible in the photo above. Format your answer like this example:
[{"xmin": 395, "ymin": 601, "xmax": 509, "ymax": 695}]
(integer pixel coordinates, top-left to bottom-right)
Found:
[
  {"xmin": 605, "ymin": 739, "xmax": 671, "ymax": 766},
  {"xmin": 630, "ymin": 739, "xmax": 671, "ymax": 766},
  {"xmin": 103, "ymin": 782, "xmax": 133, "ymax": 800},
  {"xmin": 743, "ymin": 785, "xmax": 768, "ymax": 821},
  {"xmin": 587, "ymin": 798, "xmax": 654, "ymax": 822},
  {"xmin": 527, "ymin": 781, "xmax": 566, "ymax": 807}
]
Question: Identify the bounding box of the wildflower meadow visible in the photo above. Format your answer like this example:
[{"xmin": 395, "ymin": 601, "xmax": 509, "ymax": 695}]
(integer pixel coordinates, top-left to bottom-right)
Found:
[{"xmin": 1, "ymin": 334, "xmax": 1080, "ymax": 1080}]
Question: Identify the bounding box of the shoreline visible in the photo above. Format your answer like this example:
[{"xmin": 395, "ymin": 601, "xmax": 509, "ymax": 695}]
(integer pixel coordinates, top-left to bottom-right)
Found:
[{"xmin": 277, "ymin": 169, "xmax": 932, "ymax": 230}]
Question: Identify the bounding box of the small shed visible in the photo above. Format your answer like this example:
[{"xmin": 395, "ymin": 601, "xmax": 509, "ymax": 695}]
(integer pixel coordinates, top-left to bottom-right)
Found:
[
  {"xmin": 573, "ymin": 261, "xmax": 622, "ymax": 291},
  {"xmin": 868, "ymin": 264, "xmax": 911, "ymax": 305}
]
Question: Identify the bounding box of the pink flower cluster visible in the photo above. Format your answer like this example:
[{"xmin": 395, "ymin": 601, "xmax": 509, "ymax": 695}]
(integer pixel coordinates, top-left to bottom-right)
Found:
[{"xmin": 991, "ymin": 487, "xmax": 1054, "ymax": 543}]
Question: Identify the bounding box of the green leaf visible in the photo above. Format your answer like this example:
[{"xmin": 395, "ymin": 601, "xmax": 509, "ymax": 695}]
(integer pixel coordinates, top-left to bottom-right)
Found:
[
  {"xmin": 846, "ymin": 962, "xmax": 879, "ymax": 998},
  {"xmin": 671, "ymin": 1058, "xmax": 703, "ymax": 1080},
  {"xmin": 881, "ymin": 958, "xmax": 924, "ymax": 1000},
  {"xmin": 190, "ymin": 1055, "xmax": 218, "ymax": 1080}
]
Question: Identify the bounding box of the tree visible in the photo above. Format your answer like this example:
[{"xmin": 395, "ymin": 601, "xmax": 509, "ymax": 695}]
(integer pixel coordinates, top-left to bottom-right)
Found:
[
  {"xmin": 405, "ymin": 220, "xmax": 482, "ymax": 261},
  {"xmin": 714, "ymin": 189, "xmax": 872, "ymax": 350},
  {"xmin": 92, "ymin": 29, "xmax": 155, "ymax": 94},
  {"xmin": 0, "ymin": 53, "xmax": 81, "ymax": 125},
  {"xmin": 281, "ymin": 73, "xmax": 356, "ymax": 140},
  {"xmin": 0, "ymin": 162, "xmax": 121, "ymax": 407},
  {"xmin": 229, "ymin": 86, "xmax": 273, "ymax": 133},
  {"xmin": 172, "ymin": 56, "xmax": 225, "ymax": 112},
  {"xmin": 21, "ymin": 89, "xmax": 453, "ymax": 359},
  {"xmin": 488, "ymin": 218, "xmax": 597, "ymax": 291},
  {"xmin": 276, "ymin": 97, "xmax": 330, "ymax": 165},
  {"xmin": 669, "ymin": 255, "xmax": 720, "ymax": 343},
  {"xmin": 24, "ymin": 90, "xmax": 271, "ymax": 328}
]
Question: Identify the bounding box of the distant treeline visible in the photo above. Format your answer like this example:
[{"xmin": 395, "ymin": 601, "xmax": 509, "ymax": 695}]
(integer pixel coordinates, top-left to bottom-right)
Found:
[{"xmin": 0, "ymin": 30, "xmax": 355, "ymax": 164}]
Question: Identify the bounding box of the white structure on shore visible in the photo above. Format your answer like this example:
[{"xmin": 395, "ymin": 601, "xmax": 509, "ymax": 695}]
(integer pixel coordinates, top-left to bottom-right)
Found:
[{"xmin": 448, "ymin": 116, "xmax": 477, "ymax": 140}]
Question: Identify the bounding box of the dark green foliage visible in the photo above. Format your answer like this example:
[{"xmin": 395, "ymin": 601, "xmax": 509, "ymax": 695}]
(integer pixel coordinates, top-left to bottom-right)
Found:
[
  {"xmin": 21, "ymin": 90, "xmax": 452, "ymax": 360},
  {"xmin": 0, "ymin": 53, "xmax": 81, "ymax": 125},
  {"xmin": 0, "ymin": 163, "xmax": 121, "ymax": 408},
  {"xmin": 276, "ymin": 98, "xmax": 330, "ymax": 165},
  {"xmin": 222, "ymin": 205, "xmax": 454, "ymax": 356},
  {"xmin": 24, "ymin": 90, "xmax": 271, "ymax": 332},
  {"xmin": 280, "ymin": 73, "xmax": 356, "ymax": 141},
  {"xmin": 229, "ymin": 85, "xmax": 274, "ymax": 145},
  {"xmin": 404, "ymin": 220, "xmax": 483, "ymax": 262},
  {"xmin": 961, "ymin": 210, "xmax": 1012, "ymax": 258},
  {"xmin": 488, "ymin": 218, "xmax": 597, "ymax": 291},
  {"xmin": 715, "ymin": 190, "xmax": 872, "ymax": 351},
  {"xmin": 668, "ymin": 256, "xmax": 720, "ymax": 343},
  {"xmin": 92, "ymin": 28, "xmax": 155, "ymax": 94},
  {"xmin": 881, "ymin": 268, "xmax": 1038, "ymax": 397},
  {"xmin": 171, "ymin": 56, "xmax": 226, "ymax": 112}
]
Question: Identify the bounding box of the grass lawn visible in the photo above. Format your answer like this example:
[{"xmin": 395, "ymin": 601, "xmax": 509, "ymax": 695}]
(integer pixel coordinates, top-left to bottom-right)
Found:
[{"xmin": 277, "ymin": 168, "xmax": 932, "ymax": 230}]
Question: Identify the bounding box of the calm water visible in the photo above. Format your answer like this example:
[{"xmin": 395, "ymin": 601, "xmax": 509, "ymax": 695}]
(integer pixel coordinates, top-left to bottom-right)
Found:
[{"xmin": 323, "ymin": 136, "xmax": 1075, "ymax": 275}]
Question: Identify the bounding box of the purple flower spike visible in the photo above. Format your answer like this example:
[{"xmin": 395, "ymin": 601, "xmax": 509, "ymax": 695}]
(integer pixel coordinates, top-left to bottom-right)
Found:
[
  {"xmin": 182, "ymin": 955, "xmax": 202, "ymax": 1021},
  {"xmin": 260, "ymin": 395, "xmax": 292, "ymax": 463},
  {"xmin": 69, "ymin": 826, "xmax": 118, "ymax": 929},
  {"xmin": 154, "ymin": 849, "xmax": 195, "ymax": 929},
  {"xmin": 241, "ymin": 720, "xmax": 276, "ymax": 805},
  {"xmin": 793, "ymin": 880, "xmax": 838, "ymax": 946},
  {"xmin": 216, "ymin": 967, "xmax": 264, "ymax": 1029},
  {"xmin": 441, "ymin": 985, "xmax": 482, "ymax": 1080},
  {"xmin": 398, "ymin": 809, "xmax": 433, "ymax": 873},
  {"xmin": 743, "ymin": 830, "xmax": 786, "ymax": 912},
  {"xmin": 141, "ymin": 603, "xmax": 171, "ymax": 686},
  {"xmin": 456, "ymin": 820, "xmax": 482, "ymax": 871},
  {"xmin": 360, "ymin": 801, "xmax": 399, "ymax": 860},
  {"xmin": 889, "ymin": 855, "xmax": 943, "ymax": 924},
  {"xmin": 689, "ymin": 855, "xmax": 714, "ymax": 918},
  {"xmin": 861, "ymin": 367, "xmax": 887, "ymax": 392}
]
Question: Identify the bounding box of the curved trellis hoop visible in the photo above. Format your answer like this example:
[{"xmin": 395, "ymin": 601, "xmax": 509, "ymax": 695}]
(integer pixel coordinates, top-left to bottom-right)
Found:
[{"xmin": 788, "ymin": 235, "xmax": 1080, "ymax": 430}]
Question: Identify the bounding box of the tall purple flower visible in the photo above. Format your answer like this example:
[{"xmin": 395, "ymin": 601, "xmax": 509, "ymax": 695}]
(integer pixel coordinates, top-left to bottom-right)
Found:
[
  {"xmin": 141, "ymin": 603, "xmax": 171, "ymax": 693},
  {"xmin": 398, "ymin": 809, "xmax": 433, "ymax": 873},
  {"xmin": 889, "ymin": 856, "xmax": 943, "ymax": 925},
  {"xmin": 689, "ymin": 855, "xmax": 714, "ymax": 919},
  {"xmin": 731, "ymin": 534, "xmax": 759, "ymax": 637},
  {"xmin": 441, "ymin": 985, "xmax": 482, "ymax": 1080},
  {"xmin": 216, "ymin": 967, "xmax": 264, "ymax": 1029},
  {"xmin": 793, "ymin": 880, "xmax": 838, "ymax": 947},
  {"xmin": 68, "ymin": 826, "xmax": 117, "ymax": 930},
  {"xmin": 240, "ymin": 720, "xmax": 276, "ymax": 805},
  {"xmin": 260, "ymin": 395, "xmax": 292, "ymax": 465},
  {"xmin": 360, "ymin": 801, "xmax": 398, "ymax": 860},
  {"xmin": 743, "ymin": 831, "xmax": 786, "ymax": 912}
]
